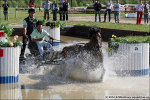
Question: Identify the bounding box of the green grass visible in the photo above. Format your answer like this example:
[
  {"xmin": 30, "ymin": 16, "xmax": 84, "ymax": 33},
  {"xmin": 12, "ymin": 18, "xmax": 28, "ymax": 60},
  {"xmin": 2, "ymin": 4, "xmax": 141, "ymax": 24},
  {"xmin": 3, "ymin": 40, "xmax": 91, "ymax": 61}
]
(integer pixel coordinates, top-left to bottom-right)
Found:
[
  {"xmin": 0, "ymin": 7, "xmax": 125, "ymax": 24},
  {"xmin": 123, "ymin": 36, "xmax": 150, "ymax": 42},
  {"xmin": 0, "ymin": 8, "xmax": 149, "ymax": 32},
  {"xmin": 109, "ymin": 36, "xmax": 150, "ymax": 51},
  {"xmin": 66, "ymin": 21, "xmax": 150, "ymax": 32}
]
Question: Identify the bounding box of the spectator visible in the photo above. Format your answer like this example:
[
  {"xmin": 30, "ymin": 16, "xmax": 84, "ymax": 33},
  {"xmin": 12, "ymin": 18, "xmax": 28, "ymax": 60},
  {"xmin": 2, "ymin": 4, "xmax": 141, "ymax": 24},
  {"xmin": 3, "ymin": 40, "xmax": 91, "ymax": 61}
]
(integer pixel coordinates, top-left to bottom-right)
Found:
[
  {"xmin": 58, "ymin": 0, "xmax": 64, "ymax": 21},
  {"xmin": 94, "ymin": 0, "xmax": 102, "ymax": 22},
  {"xmin": 2, "ymin": 1, "xmax": 9, "ymax": 21},
  {"xmin": 29, "ymin": 0, "xmax": 35, "ymax": 9},
  {"xmin": 39, "ymin": 6, "xmax": 42, "ymax": 12},
  {"xmin": 63, "ymin": 0, "xmax": 69, "ymax": 21},
  {"xmin": 113, "ymin": 0, "xmax": 120, "ymax": 23},
  {"xmin": 136, "ymin": 0, "xmax": 144, "ymax": 24},
  {"xmin": 104, "ymin": 0, "xmax": 112, "ymax": 22},
  {"xmin": 144, "ymin": 1, "xmax": 149, "ymax": 24},
  {"xmin": 51, "ymin": 0, "xmax": 58, "ymax": 21},
  {"xmin": 20, "ymin": 9, "xmax": 38, "ymax": 60},
  {"xmin": 42, "ymin": 0, "xmax": 52, "ymax": 20}
]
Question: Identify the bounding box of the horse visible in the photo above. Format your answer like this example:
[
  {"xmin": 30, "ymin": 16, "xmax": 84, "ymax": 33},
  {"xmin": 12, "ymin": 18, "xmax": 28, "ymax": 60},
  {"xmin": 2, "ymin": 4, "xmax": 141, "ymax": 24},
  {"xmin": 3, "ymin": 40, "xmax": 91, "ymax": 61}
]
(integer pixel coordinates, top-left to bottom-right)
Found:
[
  {"xmin": 61, "ymin": 27, "xmax": 103, "ymax": 63},
  {"xmin": 56, "ymin": 27, "xmax": 105, "ymax": 82}
]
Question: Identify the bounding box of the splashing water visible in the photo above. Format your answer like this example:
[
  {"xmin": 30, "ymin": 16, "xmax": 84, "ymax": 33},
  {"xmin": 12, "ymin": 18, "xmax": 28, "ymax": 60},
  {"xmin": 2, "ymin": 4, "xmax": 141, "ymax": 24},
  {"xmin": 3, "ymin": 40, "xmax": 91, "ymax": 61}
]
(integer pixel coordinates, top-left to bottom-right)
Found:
[
  {"xmin": 54, "ymin": 51, "xmax": 105, "ymax": 82},
  {"xmin": 19, "ymin": 42, "xmax": 123, "ymax": 82},
  {"xmin": 20, "ymin": 41, "xmax": 149, "ymax": 82}
]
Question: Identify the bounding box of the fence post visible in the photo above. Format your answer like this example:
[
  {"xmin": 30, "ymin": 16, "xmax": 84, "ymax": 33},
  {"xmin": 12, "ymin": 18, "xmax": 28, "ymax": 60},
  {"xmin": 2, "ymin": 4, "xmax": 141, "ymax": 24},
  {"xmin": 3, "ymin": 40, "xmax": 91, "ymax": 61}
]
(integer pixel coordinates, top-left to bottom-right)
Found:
[{"xmin": 125, "ymin": 7, "xmax": 127, "ymax": 14}]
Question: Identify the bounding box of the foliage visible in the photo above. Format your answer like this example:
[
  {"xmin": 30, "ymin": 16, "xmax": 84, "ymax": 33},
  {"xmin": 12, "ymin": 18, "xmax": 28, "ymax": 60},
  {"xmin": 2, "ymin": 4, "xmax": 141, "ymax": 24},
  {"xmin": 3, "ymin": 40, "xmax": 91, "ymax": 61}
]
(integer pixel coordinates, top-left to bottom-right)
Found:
[
  {"xmin": 0, "ymin": 37, "xmax": 22, "ymax": 47},
  {"xmin": 109, "ymin": 35, "xmax": 150, "ymax": 51},
  {"xmin": 0, "ymin": 24, "xmax": 22, "ymax": 47},
  {"xmin": 1, "ymin": 0, "xmax": 144, "ymax": 8},
  {"xmin": 0, "ymin": 41, "xmax": 10, "ymax": 47},
  {"xmin": 13, "ymin": 39, "xmax": 22, "ymax": 47},
  {"xmin": 42, "ymin": 20, "xmax": 66, "ymax": 29},
  {"xmin": 0, "ymin": 24, "xmax": 13, "ymax": 37}
]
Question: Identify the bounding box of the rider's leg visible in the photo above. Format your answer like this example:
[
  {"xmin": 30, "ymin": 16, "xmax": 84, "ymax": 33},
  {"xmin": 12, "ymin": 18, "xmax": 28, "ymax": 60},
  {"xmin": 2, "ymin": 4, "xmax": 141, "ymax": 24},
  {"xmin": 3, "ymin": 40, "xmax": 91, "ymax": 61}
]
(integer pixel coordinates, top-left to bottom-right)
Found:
[
  {"xmin": 43, "ymin": 42, "xmax": 54, "ymax": 52},
  {"xmin": 36, "ymin": 43, "xmax": 44, "ymax": 55}
]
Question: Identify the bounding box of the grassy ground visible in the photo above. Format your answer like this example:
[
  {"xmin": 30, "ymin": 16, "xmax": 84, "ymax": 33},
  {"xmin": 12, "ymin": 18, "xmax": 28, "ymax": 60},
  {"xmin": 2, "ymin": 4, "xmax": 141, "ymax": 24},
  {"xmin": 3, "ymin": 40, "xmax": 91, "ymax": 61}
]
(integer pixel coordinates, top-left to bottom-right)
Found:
[
  {"xmin": 0, "ymin": 8, "xmax": 125, "ymax": 24},
  {"xmin": 66, "ymin": 21, "xmax": 150, "ymax": 32},
  {"xmin": 122, "ymin": 36, "xmax": 150, "ymax": 41},
  {"xmin": 0, "ymin": 8, "xmax": 149, "ymax": 32}
]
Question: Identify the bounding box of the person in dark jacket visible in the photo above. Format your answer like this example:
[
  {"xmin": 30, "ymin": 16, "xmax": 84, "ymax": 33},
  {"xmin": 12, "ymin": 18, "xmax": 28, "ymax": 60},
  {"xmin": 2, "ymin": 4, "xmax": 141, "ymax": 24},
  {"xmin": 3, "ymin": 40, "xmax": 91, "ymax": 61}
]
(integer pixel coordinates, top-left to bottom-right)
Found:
[
  {"xmin": 51, "ymin": 0, "xmax": 58, "ymax": 21},
  {"xmin": 2, "ymin": 1, "xmax": 9, "ymax": 21},
  {"xmin": 58, "ymin": 0, "xmax": 64, "ymax": 20},
  {"xmin": 94, "ymin": 0, "xmax": 102, "ymax": 22},
  {"xmin": 42, "ymin": 0, "xmax": 52, "ymax": 20},
  {"xmin": 20, "ymin": 9, "xmax": 38, "ymax": 60},
  {"xmin": 144, "ymin": 1, "xmax": 149, "ymax": 24},
  {"xmin": 63, "ymin": 0, "xmax": 69, "ymax": 21}
]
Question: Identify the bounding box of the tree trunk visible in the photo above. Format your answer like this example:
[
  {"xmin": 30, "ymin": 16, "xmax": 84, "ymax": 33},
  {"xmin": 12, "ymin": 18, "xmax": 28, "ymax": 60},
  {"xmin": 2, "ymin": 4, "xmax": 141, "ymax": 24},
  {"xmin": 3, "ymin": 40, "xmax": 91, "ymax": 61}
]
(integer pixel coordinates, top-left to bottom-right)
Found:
[{"xmin": 71, "ymin": 0, "xmax": 72, "ymax": 7}]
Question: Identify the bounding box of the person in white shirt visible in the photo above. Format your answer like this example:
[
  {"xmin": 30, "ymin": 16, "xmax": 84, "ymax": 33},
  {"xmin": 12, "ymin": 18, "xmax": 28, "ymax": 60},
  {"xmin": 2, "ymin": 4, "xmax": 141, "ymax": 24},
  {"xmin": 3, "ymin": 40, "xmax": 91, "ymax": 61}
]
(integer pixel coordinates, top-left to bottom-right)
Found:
[
  {"xmin": 144, "ymin": 1, "xmax": 149, "ymax": 24},
  {"xmin": 42, "ymin": 0, "xmax": 52, "ymax": 20},
  {"xmin": 51, "ymin": 0, "xmax": 58, "ymax": 21},
  {"xmin": 136, "ymin": 0, "xmax": 144, "ymax": 24},
  {"xmin": 104, "ymin": 0, "xmax": 112, "ymax": 22},
  {"xmin": 113, "ymin": 0, "xmax": 120, "ymax": 23}
]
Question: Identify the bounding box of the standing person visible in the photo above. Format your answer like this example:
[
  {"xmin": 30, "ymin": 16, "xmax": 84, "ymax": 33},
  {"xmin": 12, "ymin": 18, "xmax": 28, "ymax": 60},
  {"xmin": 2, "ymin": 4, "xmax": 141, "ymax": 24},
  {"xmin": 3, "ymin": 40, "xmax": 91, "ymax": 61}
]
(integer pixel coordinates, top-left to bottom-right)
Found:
[
  {"xmin": 20, "ymin": 9, "xmax": 38, "ymax": 60},
  {"xmin": 29, "ymin": 0, "xmax": 35, "ymax": 9},
  {"xmin": 113, "ymin": 0, "xmax": 120, "ymax": 23},
  {"xmin": 136, "ymin": 0, "xmax": 144, "ymax": 24},
  {"xmin": 51, "ymin": 0, "xmax": 58, "ymax": 21},
  {"xmin": 63, "ymin": 0, "xmax": 69, "ymax": 21},
  {"xmin": 31, "ymin": 21, "xmax": 55, "ymax": 55},
  {"xmin": 144, "ymin": 1, "xmax": 149, "ymax": 24},
  {"xmin": 58, "ymin": 0, "xmax": 64, "ymax": 21},
  {"xmin": 2, "ymin": 1, "xmax": 9, "ymax": 21},
  {"xmin": 39, "ymin": 6, "xmax": 42, "ymax": 12},
  {"xmin": 104, "ymin": 0, "xmax": 112, "ymax": 22},
  {"xmin": 42, "ymin": 0, "xmax": 52, "ymax": 21},
  {"xmin": 94, "ymin": 0, "xmax": 102, "ymax": 22}
]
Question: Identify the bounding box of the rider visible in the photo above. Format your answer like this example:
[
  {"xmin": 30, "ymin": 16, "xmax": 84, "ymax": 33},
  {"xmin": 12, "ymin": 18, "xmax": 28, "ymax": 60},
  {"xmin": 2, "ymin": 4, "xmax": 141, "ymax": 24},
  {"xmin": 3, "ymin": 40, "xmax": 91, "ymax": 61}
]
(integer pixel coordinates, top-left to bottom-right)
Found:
[{"xmin": 31, "ymin": 21, "xmax": 55, "ymax": 55}]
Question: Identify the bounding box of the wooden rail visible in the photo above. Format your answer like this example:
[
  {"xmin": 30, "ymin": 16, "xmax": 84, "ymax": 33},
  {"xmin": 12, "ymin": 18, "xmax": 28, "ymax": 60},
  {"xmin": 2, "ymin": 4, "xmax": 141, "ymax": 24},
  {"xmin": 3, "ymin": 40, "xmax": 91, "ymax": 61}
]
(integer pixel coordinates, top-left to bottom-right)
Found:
[
  {"xmin": 15, "ymin": 8, "xmax": 28, "ymax": 18},
  {"xmin": 68, "ymin": 10, "xmax": 137, "ymax": 14},
  {"xmin": 14, "ymin": 8, "xmax": 137, "ymax": 16}
]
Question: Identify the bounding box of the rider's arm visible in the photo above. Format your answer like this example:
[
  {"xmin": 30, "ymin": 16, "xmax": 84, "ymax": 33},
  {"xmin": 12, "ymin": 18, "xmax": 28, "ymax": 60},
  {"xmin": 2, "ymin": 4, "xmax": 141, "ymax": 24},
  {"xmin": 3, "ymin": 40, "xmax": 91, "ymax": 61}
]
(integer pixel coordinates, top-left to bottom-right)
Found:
[
  {"xmin": 48, "ymin": 35, "xmax": 54, "ymax": 40},
  {"xmin": 43, "ymin": 30, "xmax": 55, "ymax": 40},
  {"xmin": 32, "ymin": 38, "xmax": 43, "ymax": 42}
]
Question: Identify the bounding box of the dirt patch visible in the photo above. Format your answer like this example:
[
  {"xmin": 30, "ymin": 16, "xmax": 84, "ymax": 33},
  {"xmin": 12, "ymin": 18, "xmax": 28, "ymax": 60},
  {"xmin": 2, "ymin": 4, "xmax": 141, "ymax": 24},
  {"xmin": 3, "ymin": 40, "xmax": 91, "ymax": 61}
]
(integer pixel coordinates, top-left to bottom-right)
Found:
[{"xmin": 69, "ymin": 16, "xmax": 148, "ymax": 24}]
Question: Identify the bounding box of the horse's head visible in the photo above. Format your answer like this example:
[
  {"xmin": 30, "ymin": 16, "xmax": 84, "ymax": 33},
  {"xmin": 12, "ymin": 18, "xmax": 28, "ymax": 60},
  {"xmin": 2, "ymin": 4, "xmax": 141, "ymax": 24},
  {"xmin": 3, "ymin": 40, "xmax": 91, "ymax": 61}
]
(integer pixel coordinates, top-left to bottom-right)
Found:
[{"xmin": 89, "ymin": 27, "xmax": 102, "ymax": 49}]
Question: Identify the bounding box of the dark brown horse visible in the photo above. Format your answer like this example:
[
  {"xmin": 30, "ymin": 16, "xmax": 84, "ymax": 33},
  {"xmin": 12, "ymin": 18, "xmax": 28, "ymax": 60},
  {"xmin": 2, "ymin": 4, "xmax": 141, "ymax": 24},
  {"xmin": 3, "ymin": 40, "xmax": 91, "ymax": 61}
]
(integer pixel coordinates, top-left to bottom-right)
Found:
[{"xmin": 61, "ymin": 27, "xmax": 103, "ymax": 63}]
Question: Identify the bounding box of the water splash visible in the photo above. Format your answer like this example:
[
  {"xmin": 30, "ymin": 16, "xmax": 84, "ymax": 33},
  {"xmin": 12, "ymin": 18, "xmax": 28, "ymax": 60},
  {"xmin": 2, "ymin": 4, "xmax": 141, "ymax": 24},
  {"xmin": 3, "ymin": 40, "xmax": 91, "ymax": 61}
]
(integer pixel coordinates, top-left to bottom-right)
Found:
[
  {"xmin": 19, "ymin": 42, "xmax": 116, "ymax": 82},
  {"xmin": 20, "ymin": 41, "xmax": 148, "ymax": 82},
  {"xmin": 54, "ymin": 51, "xmax": 105, "ymax": 82}
]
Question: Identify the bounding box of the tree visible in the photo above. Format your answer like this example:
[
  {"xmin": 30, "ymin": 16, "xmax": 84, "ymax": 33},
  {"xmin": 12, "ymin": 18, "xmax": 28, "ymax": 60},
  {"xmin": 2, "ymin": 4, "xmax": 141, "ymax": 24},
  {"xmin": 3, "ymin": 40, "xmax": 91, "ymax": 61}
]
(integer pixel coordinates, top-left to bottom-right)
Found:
[{"xmin": 72, "ymin": 0, "xmax": 78, "ymax": 7}]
